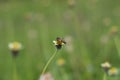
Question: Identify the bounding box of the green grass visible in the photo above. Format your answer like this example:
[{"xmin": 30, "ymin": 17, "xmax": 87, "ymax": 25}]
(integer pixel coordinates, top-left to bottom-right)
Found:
[{"xmin": 0, "ymin": 0, "xmax": 120, "ymax": 80}]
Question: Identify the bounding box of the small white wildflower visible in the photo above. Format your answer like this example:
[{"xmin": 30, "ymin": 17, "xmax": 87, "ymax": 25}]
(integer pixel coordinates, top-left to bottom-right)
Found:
[
  {"xmin": 8, "ymin": 41, "xmax": 22, "ymax": 57},
  {"xmin": 101, "ymin": 62, "xmax": 111, "ymax": 72},
  {"xmin": 8, "ymin": 42, "xmax": 22, "ymax": 51},
  {"xmin": 101, "ymin": 62, "xmax": 111, "ymax": 68},
  {"xmin": 108, "ymin": 67, "xmax": 119, "ymax": 76},
  {"xmin": 39, "ymin": 72, "xmax": 54, "ymax": 80}
]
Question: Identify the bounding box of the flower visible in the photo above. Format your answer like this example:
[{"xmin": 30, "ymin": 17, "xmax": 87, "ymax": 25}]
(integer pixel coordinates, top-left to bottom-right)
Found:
[
  {"xmin": 64, "ymin": 36, "xmax": 74, "ymax": 53},
  {"xmin": 103, "ymin": 17, "xmax": 111, "ymax": 26},
  {"xmin": 57, "ymin": 58, "xmax": 66, "ymax": 66},
  {"xmin": 8, "ymin": 41, "xmax": 22, "ymax": 57},
  {"xmin": 39, "ymin": 72, "xmax": 54, "ymax": 80},
  {"xmin": 67, "ymin": 0, "xmax": 76, "ymax": 8},
  {"xmin": 109, "ymin": 26, "xmax": 118, "ymax": 36},
  {"xmin": 53, "ymin": 37, "xmax": 66, "ymax": 49},
  {"xmin": 108, "ymin": 67, "xmax": 118, "ymax": 76},
  {"xmin": 8, "ymin": 42, "xmax": 22, "ymax": 50},
  {"xmin": 101, "ymin": 62, "xmax": 119, "ymax": 77},
  {"xmin": 101, "ymin": 62, "xmax": 111, "ymax": 72}
]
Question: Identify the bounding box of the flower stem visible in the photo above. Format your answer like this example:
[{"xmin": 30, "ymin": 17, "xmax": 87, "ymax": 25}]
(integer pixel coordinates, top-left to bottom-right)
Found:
[
  {"xmin": 13, "ymin": 58, "xmax": 18, "ymax": 80},
  {"xmin": 114, "ymin": 36, "xmax": 120, "ymax": 57},
  {"xmin": 41, "ymin": 49, "xmax": 58, "ymax": 75},
  {"xmin": 103, "ymin": 73, "xmax": 107, "ymax": 80}
]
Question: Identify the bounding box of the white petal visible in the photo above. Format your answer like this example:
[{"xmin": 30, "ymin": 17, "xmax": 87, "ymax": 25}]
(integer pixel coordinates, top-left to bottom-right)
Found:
[
  {"xmin": 53, "ymin": 41, "xmax": 57, "ymax": 45},
  {"xmin": 8, "ymin": 43, "xmax": 14, "ymax": 49}
]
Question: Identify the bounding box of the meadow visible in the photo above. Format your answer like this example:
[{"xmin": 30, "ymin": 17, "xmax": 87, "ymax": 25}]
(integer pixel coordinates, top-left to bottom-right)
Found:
[{"xmin": 0, "ymin": 0, "xmax": 120, "ymax": 80}]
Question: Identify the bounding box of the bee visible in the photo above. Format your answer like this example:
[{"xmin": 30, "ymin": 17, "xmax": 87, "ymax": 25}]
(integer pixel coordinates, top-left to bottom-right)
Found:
[{"xmin": 53, "ymin": 37, "xmax": 66, "ymax": 49}]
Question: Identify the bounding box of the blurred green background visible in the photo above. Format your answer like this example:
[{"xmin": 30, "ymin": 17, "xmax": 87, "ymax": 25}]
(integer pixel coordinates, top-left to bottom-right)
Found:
[{"xmin": 0, "ymin": 0, "xmax": 120, "ymax": 80}]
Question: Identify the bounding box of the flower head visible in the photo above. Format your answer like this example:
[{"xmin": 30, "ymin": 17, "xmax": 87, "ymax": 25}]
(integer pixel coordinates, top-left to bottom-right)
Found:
[
  {"xmin": 109, "ymin": 26, "xmax": 118, "ymax": 36},
  {"xmin": 53, "ymin": 37, "xmax": 66, "ymax": 49},
  {"xmin": 39, "ymin": 72, "xmax": 54, "ymax": 80},
  {"xmin": 8, "ymin": 41, "xmax": 22, "ymax": 57},
  {"xmin": 57, "ymin": 58, "xmax": 65, "ymax": 66},
  {"xmin": 64, "ymin": 36, "xmax": 74, "ymax": 53},
  {"xmin": 101, "ymin": 62, "xmax": 111, "ymax": 72},
  {"xmin": 67, "ymin": 0, "xmax": 76, "ymax": 8},
  {"xmin": 108, "ymin": 67, "xmax": 119, "ymax": 76}
]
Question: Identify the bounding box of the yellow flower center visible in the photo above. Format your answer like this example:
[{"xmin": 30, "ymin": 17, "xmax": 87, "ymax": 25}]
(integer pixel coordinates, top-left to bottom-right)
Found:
[{"xmin": 13, "ymin": 42, "xmax": 21, "ymax": 49}]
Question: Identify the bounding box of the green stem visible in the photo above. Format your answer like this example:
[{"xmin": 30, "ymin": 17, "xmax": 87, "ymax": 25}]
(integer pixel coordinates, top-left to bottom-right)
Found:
[
  {"xmin": 114, "ymin": 36, "xmax": 120, "ymax": 57},
  {"xmin": 103, "ymin": 73, "xmax": 107, "ymax": 80},
  {"xmin": 13, "ymin": 58, "xmax": 18, "ymax": 80},
  {"xmin": 41, "ymin": 49, "xmax": 58, "ymax": 75}
]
